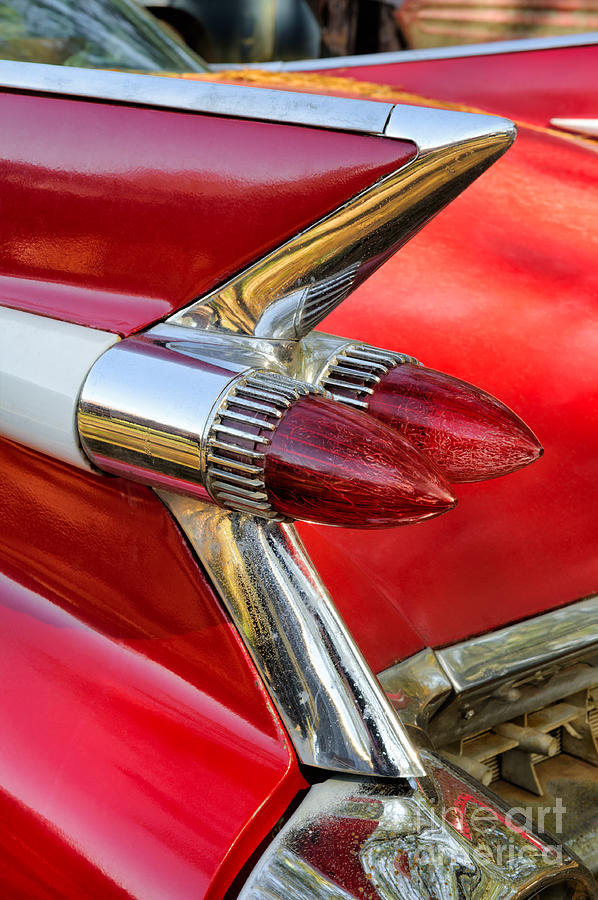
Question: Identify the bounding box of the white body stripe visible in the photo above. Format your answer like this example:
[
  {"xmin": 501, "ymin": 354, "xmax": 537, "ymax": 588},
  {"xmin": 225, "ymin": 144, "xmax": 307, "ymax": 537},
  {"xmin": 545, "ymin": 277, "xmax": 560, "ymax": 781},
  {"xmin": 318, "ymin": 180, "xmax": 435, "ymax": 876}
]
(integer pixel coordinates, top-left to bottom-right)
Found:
[{"xmin": 0, "ymin": 307, "xmax": 118, "ymax": 468}]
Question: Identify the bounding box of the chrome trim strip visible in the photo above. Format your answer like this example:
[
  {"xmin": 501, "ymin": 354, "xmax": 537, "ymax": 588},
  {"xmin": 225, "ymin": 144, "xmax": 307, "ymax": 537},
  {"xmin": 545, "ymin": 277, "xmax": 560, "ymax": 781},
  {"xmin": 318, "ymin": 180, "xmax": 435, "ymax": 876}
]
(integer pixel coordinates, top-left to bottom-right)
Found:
[
  {"xmin": 550, "ymin": 118, "xmax": 598, "ymax": 138},
  {"xmin": 436, "ymin": 594, "xmax": 598, "ymax": 694},
  {"xmin": 0, "ymin": 59, "xmax": 393, "ymax": 136},
  {"xmin": 158, "ymin": 491, "xmax": 425, "ymax": 779},
  {"xmin": 239, "ymin": 748, "xmax": 597, "ymax": 900},
  {"xmin": 244, "ymin": 30, "xmax": 598, "ymax": 71},
  {"xmin": 384, "ymin": 102, "xmax": 513, "ymax": 151}
]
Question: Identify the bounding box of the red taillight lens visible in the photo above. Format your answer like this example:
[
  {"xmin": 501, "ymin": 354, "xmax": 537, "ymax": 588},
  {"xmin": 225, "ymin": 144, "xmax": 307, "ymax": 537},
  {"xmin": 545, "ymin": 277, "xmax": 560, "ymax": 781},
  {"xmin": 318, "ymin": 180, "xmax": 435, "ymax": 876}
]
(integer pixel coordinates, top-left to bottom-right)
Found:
[
  {"xmin": 366, "ymin": 364, "xmax": 543, "ymax": 483},
  {"xmin": 263, "ymin": 394, "xmax": 456, "ymax": 527},
  {"xmin": 320, "ymin": 343, "xmax": 543, "ymax": 484}
]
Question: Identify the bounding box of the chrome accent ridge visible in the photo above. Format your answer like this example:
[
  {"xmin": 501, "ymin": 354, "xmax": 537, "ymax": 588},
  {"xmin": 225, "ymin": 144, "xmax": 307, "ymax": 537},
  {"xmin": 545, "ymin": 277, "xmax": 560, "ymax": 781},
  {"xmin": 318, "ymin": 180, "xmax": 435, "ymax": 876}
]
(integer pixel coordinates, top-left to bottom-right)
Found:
[
  {"xmin": 170, "ymin": 107, "xmax": 514, "ymax": 337},
  {"xmin": 158, "ymin": 491, "xmax": 425, "ymax": 779},
  {"xmin": 384, "ymin": 102, "xmax": 514, "ymax": 152},
  {"xmin": 250, "ymin": 30, "xmax": 598, "ymax": 71},
  {"xmin": 318, "ymin": 341, "xmax": 417, "ymax": 410},
  {"xmin": 379, "ymin": 648, "xmax": 453, "ymax": 732},
  {"xmin": 0, "ymin": 59, "xmax": 393, "ymax": 136},
  {"xmin": 437, "ymin": 594, "xmax": 598, "ymax": 694},
  {"xmin": 239, "ymin": 748, "xmax": 596, "ymax": 900},
  {"xmin": 205, "ymin": 370, "xmax": 324, "ymax": 520}
]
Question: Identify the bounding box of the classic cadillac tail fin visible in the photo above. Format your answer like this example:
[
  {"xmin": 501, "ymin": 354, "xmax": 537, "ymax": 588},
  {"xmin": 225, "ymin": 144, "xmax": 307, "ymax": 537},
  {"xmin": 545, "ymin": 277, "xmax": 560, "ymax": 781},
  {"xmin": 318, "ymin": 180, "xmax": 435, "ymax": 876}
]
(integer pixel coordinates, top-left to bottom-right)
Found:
[
  {"xmin": 169, "ymin": 104, "xmax": 515, "ymax": 339},
  {"xmin": 0, "ymin": 70, "xmax": 518, "ymax": 528}
]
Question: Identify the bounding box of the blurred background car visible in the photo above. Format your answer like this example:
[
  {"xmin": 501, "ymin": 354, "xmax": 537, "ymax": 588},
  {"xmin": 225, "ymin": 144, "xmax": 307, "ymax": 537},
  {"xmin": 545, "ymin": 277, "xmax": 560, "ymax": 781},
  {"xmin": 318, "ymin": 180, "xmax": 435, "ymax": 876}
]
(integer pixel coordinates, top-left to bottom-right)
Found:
[{"xmin": 140, "ymin": 0, "xmax": 598, "ymax": 59}]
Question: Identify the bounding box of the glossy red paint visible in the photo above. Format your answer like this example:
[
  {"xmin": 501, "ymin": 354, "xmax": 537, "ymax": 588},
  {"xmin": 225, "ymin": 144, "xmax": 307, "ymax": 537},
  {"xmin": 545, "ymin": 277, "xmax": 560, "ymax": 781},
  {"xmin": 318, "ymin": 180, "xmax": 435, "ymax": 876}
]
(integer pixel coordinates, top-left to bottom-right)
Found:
[
  {"xmin": 0, "ymin": 436, "xmax": 306, "ymax": 898},
  {"xmin": 0, "ymin": 91, "xmax": 415, "ymax": 336},
  {"xmin": 0, "ymin": 787, "xmax": 131, "ymax": 899},
  {"xmin": 365, "ymin": 363, "xmax": 543, "ymax": 483},
  {"xmin": 298, "ymin": 115, "xmax": 598, "ymax": 670},
  {"xmin": 325, "ymin": 44, "xmax": 598, "ymax": 126},
  {"xmin": 265, "ymin": 394, "xmax": 456, "ymax": 527}
]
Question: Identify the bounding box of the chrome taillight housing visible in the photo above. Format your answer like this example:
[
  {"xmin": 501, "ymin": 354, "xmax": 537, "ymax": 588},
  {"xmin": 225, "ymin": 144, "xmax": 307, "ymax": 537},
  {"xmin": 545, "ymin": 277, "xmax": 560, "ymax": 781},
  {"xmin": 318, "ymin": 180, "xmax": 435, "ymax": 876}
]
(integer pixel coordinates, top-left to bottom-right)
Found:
[{"xmin": 78, "ymin": 330, "xmax": 456, "ymax": 528}]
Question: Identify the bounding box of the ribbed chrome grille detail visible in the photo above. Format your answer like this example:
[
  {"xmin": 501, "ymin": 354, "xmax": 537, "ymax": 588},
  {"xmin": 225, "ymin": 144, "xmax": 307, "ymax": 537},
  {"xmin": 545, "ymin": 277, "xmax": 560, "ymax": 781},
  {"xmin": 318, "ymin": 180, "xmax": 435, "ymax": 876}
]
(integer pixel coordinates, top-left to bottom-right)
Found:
[
  {"xmin": 296, "ymin": 262, "xmax": 361, "ymax": 337},
  {"xmin": 321, "ymin": 343, "xmax": 419, "ymax": 409},
  {"xmin": 205, "ymin": 370, "xmax": 324, "ymax": 520}
]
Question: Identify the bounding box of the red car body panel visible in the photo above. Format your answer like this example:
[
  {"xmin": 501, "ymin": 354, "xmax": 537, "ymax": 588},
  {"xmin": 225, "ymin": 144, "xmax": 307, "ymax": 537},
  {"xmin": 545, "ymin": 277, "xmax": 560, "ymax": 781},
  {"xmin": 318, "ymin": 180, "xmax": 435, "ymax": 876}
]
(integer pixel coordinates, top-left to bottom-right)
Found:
[
  {"xmin": 0, "ymin": 91, "xmax": 415, "ymax": 336},
  {"xmin": 0, "ymin": 786, "xmax": 132, "ymax": 899},
  {"xmin": 0, "ymin": 436, "xmax": 307, "ymax": 898},
  {"xmin": 298, "ymin": 98, "xmax": 598, "ymax": 671},
  {"xmin": 328, "ymin": 44, "xmax": 598, "ymax": 128}
]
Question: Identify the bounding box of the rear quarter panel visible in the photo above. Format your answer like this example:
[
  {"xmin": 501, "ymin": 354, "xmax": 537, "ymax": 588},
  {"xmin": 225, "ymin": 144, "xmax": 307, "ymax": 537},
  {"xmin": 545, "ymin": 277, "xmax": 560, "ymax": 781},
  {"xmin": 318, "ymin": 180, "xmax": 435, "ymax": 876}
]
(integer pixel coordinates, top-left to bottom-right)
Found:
[{"xmin": 0, "ymin": 436, "xmax": 307, "ymax": 898}]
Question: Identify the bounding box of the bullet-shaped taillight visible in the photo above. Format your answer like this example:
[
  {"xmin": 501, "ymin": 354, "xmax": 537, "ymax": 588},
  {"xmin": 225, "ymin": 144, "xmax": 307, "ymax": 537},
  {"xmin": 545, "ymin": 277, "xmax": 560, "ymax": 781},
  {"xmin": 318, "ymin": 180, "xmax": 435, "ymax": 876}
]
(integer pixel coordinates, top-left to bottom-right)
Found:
[
  {"xmin": 206, "ymin": 375, "xmax": 455, "ymax": 528},
  {"xmin": 78, "ymin": 334, "xmax": 456, "ymax": 528},
  {"xmin": 319, "ymin": 344, "xmax": 543, "ymax": 483},
  {"xmin": 262, "ymin": 395, "xmax": 455, "ymax": 527}
]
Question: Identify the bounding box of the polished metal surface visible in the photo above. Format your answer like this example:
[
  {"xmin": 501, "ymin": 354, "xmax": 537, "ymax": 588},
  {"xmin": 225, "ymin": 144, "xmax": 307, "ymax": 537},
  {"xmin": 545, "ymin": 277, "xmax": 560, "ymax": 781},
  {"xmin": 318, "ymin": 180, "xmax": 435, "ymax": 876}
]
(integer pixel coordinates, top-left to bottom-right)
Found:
[
  {"xmin": 247, "ymin": 30, "xmax": 598, "ymax": 70},
  {"xmin": 437, "ymin": 594, "xmax": 598, "ymax": 693},
  {"xmin": 78, "ymin": 330, "xmax": 246, "ymax": 501},
  {"xmin": 78, "ymin": 327, "xmax": 335, "ymax": 518},
  {"xmin": 204, "ymin": 370, "xmax": 324, "ymax": 519},
  {"xmin": 384, "ymin": 102, "xmax": 514, "ymax": 152},
  {"xmin": 170, "ymin": 109, "xmax": 514, "ymax": 337},
  {"xmin": 432, "ymin": 660, "xmax": 598, "ymax": 746},
  {"xmin": 158, "ymin": 491, "xmax": 425, "ymax": 779},
  {"xmin": 378, "ymin": 597, "xmax": 598, "ymax": 745},
  {"xmin": 377, "ymin": 599, "xmax": 598, "ymax": 835},
  {"xmin": 0, "ymin": 59, "xmax": 392, "ymax": 136},
  {"xmin": 314, "ymin": 339, "xmax": 416, "ymax": 410},
  {"xmin": 239, "ymin": 748, "xmax": 597, "ymax": 899},
  {"xmin": 378, "ymin": 648, "xmax": 453, "ymax": 732},
  {"xmin": 150, "ymin": 323, "xmax": 301, "ymax": 372}
]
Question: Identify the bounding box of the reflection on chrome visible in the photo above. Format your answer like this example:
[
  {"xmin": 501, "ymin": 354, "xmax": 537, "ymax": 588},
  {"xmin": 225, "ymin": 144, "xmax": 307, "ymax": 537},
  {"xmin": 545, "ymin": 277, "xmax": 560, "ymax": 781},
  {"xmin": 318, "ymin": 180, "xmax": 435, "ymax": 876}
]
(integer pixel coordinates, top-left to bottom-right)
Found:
[
  {"xmin": 239, "ymin": 751, "xmax": 597, "ymax": 899},
  {"xmin": 158, "ymin": 491, "xmax": 424, "ymax": 779},
  {"xmin": 436, "ymin": 594, "xmax": 598, "ymax": 694},
  {"xmin": 170, "ymin": 110, "xmax": 514, "ymax": 340}
]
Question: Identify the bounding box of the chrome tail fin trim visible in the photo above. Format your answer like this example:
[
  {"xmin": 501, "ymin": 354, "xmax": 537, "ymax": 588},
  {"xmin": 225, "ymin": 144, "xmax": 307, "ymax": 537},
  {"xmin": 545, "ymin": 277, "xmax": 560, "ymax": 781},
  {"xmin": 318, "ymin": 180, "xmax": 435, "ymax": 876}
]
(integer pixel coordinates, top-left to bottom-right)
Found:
[
  {"xmin": 158, "ymin": 491, "xmax": 425, "ymax": 779},
  {"xmin": 170, "ymin": 106, "xmax": 514, "ymax": 340}
]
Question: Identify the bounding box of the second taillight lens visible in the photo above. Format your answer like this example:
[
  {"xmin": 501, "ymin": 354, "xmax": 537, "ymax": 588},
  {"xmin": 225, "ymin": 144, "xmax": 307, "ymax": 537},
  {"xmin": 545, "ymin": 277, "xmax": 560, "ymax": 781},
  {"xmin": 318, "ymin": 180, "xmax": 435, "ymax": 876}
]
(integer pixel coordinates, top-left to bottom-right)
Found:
[
  {"xmin": 319, "ymin": 344, "xmax": 542, "ymax": 483},
  {"xmin": 368, "ymin": 364, "xmax": 543, "ymax": 483}
]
